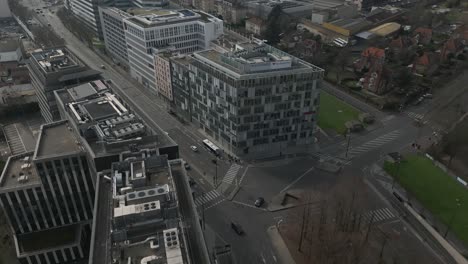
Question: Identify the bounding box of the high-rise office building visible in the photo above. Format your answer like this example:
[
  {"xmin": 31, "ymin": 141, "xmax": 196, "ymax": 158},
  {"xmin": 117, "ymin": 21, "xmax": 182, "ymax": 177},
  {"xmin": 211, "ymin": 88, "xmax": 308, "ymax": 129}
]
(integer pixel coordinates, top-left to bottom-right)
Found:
[
  {"xmin": 89, "ymin": 152, "xmax": 210, "ymax": 264},
  {"xmin": 28, "ymin": 47, "xmax": 101, "ymax": 123},
  {"xmin": 54, "ymin": 79, "xmax": 179, "ymax": 172},
  {"xmin": 0, "ymin": 120, "xmax": 95, "ymax": 264},
  {"xmin": 100, "ymin": 8, "xmax": 223, "ymax": 92},
  {"xmin": 99, "ymin": 7, "xmax": 132, "ymax": 66},
  {"xmin": 171, "ymin": 41, "xmax": 324, "ymax": 158}
]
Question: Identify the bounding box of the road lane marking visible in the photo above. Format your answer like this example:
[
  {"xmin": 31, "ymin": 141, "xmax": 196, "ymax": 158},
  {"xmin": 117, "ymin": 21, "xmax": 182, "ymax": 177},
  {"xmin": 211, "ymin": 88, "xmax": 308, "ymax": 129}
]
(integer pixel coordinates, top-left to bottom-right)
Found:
[{"xmin": 280, "ymin": 167, "xmax": 314, "ymax": 193}]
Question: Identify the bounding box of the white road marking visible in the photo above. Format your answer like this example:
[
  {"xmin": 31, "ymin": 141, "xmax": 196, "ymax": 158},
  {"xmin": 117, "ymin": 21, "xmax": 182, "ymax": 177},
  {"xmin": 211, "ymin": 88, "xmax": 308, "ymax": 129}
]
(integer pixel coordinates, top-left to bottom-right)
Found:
[
  {"xmin": 280, "ymin": 167, "xmax": 314, "ymax": 193},
  {"xmin": 222, "ymin": 164, "xmax": 241, "ymax": 184},
  {"xmin": 346, "ymin": 130, "xmax": 401, "ymax": 157}
]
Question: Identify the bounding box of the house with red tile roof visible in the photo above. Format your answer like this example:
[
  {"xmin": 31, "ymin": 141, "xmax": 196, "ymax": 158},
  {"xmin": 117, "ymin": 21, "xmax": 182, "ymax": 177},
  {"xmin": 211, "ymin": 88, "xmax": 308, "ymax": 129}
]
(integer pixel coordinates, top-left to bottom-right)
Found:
[
  {"xmin": 412, "ymin": 52, "xmax": 437, "ymax": 75},
  {"xmin": 389, "ymin": 35, "xmax": 416, "ymax": 54},
  {"xmin": 413, "ymin": 27, "xmax": 433, "ymax": 45},
  {"xmin": 354, "ymin": 47, "xmax": 386, "ymax": 72},
  {"xmin": 440, "ymin": 37, "xmax": 465, "ymax": 61}
]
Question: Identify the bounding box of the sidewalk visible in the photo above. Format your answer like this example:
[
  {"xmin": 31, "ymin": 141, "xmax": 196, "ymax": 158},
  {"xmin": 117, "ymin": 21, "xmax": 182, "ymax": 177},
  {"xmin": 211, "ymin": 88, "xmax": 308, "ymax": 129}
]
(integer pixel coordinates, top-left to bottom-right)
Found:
[{"xmin": 267, "ymin": 226, "xmax": 296, "ymax": 264}]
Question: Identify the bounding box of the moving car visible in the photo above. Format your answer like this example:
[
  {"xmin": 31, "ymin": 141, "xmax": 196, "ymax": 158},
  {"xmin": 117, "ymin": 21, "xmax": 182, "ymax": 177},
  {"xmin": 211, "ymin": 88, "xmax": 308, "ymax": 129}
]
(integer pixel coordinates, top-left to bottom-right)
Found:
[
  {"xmin": 254, "ymin": 197, "xmax": 265, "ymax": 207},
  {"xmin": 231, "ymin": 222, "xmax": 244, "ymax": 235},
  {"xmin": 190, "ymin": 145, "xmax": 198, "ymax": 152}
]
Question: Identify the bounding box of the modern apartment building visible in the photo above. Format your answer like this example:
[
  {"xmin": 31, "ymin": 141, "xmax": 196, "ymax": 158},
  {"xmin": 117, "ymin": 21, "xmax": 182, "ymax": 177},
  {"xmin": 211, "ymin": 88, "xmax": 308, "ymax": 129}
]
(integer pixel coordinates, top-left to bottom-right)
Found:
[
  {"xmin": 154, "ymin": 52, "xmax": 173, "ymax": 101},
  {"xmin": 123, "ymin": 9, "xmax": 223, "ymax": 92},
  {"xmin": 89, "ymin": 152, "xmax": 210, "ymax": 264},
  {"xmin": 99, "ymin": 7, "xmax": 132, "ymax": 66},
  {"xmin": 66, "ymin": 0, "xmax": 113, "ymax": 37},
  {"xmin": 0, "ymin": 120, "xmax": 95, "ymax": 264},
  {"xmin": 172, "ymin": 41, "xmax": 324, "ymax": 158},
  {"xmin": 28, "ymin": 47, "xmax": 101, "ymax": 123}
]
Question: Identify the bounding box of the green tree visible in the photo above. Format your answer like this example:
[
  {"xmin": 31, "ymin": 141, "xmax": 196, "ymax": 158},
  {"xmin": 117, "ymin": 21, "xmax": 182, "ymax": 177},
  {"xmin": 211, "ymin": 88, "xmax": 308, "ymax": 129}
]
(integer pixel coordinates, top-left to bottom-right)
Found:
[
  {"xmin": 394, "ymin": 68, "xmax": 413, "ymax": 89},
  {"xmin": 263, "ymin": 5, "xmax": 283, "ymax": 44}
]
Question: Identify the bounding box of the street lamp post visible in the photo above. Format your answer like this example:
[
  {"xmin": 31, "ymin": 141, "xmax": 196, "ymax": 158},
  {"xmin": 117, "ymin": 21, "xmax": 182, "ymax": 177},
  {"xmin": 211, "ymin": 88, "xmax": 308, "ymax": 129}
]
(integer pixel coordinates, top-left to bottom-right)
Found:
[
  {"xmin": 444, "ymin": 198, "xmax": 461, "ymax": 238},
  {"xmin": 345, "ymin": 129, "xmax": 351, "ymax": 158}
]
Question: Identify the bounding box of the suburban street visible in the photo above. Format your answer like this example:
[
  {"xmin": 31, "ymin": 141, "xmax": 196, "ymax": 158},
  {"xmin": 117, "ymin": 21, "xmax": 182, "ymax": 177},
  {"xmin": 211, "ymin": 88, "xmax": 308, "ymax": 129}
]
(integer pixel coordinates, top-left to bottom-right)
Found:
[{"xmin": 20, "ymin": 1, "xmax": 453, "ymax": 263}]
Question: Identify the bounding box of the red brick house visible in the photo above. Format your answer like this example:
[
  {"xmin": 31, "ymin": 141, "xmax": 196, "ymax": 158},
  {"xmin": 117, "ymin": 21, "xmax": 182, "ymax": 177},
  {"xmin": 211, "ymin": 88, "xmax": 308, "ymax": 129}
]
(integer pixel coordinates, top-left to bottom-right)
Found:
[
  {"xmin": 413, "ymin": 27, "xmax": 433, "ymax": 45},
  {"xmin": 389, "ymin": 35, "xmax": 415, "ymax": 54},
  {"xmin": 440, "ymin": 37, "xmax": 465, "ymax": 61},
  {"xmin": 354, "ymin": 47, "xmax": 386, "ymax": 72},
  {"xmin": 355, "ymin": 47, "xmax": 392, "ymax": 94}
]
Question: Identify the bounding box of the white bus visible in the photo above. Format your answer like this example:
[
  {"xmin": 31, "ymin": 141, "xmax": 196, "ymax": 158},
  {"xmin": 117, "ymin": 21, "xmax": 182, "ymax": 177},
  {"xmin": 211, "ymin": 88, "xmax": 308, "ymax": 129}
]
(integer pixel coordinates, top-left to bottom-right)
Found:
[{"xmin": 202, "ymin": 139, "xmax": 220, "ymax": 156}]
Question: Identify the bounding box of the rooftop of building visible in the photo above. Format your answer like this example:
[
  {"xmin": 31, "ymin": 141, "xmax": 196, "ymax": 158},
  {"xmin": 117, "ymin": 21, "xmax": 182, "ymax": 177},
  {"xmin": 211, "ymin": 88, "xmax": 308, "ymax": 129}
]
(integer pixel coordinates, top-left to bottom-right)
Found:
[
  {"xmin": 110, "ymin": 154, "xmax": 188, "ymax": 264},
  {"xmin": 55, "ymin": 80, "xmax": 176, "ymax": 157},
  {"xmin": 247, "ymin": 0, "xmax": 343, "ymax": 10},
  {"xmin": 0, "ymin": 38, "xmax": 19, "ymax": 53},
  {"xmin": 210, "ymin": 30, "xmax": 250, "ymax": 53},
  {"xmin": 30, "ymin": 47, "xmax": 80, "ymax": 73},
  {"xmin": 16, "ymin": 224, "xmax": 82, "ymax": 254},
  {"xmin": 0, "ymin": 152, "xmax": 40, "ymax": 191},
  {"xmin": 125, "ymin": 9, "xmax": 220, "ymax": 28},
  {"xmin": 194, "ymin": 41, "xmax": 323, "ymax": 77},
  {"xmin": 34, "ymin": 120, "xmax": 82, "ymax": 159}
]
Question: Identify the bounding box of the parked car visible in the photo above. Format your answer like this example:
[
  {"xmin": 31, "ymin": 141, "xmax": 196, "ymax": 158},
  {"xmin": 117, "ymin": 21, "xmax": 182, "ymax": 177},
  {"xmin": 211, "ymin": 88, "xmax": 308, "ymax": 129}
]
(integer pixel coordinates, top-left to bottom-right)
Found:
[
  {"xmin": 254, "ymin": 197, "xmax": 265, "ymax": 207},
  {"xmin": 184, "ymin": 162, "xmax": 190, "ymax": 170},
  {"xmin": 190, "ymin": 145, "xmax": 198, "ymax": 152},
  {"xmin": 231, "ymin": 222, "xmax": 244, "ymax": 235},
  {"xmin": 345, "ymin": 120, "xmax": 364, "ymax": 132},
  {"xmin": 100, "ymin": 65, "xmax": 106, "ymax": 69},
  {"xmin": 423, "ymin": 93, "xmax": 433, "ymax": 99}
]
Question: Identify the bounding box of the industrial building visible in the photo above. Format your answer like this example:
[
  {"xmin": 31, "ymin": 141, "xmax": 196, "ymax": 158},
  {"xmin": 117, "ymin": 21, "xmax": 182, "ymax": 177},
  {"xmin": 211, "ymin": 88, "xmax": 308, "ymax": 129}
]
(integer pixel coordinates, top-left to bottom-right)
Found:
[
  {"xmin": 28, "ymin": 47, "xmax": 101, "ymax": 123},
  {"xmin": 0, "ymin": 120, "xmax": 95, "ymax": 264},
  {"xmin": 171, "ymin": 41, "xmax": 323, "ymax": 158}
]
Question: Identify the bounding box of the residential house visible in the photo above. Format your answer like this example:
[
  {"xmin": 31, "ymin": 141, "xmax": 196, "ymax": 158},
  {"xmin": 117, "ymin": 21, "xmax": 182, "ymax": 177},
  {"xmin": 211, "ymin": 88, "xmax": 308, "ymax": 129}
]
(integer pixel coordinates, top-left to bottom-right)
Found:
[
  {"xmin": 297, "ymin": 39, "xmax": 321, "ymax": 58},
  {"xmin": 411, "ymin": 52, "xmax": 440, "ymax": 76},
  {"xmin": 440, "ymin": 37, "xmax": 465, "ymax": 61},
  {"xmin": 355, "ymin": 47, "xmax": 391, "ymax": 94},
  {"xmin": 245, "ymin": 17, "xmax": 266, "ymax": 35},
  {"xmin": 216, "ymin": 0, "xmax": 247, "ymax": 25},
  {"xmin": 388, "ymin": 35, "xmax": 414, "ymax": 55},
  {"xmin": 413, "ymin": 27, "xmax": 432, "ymax": 45},
  {"xmin": 355, "ymin": 47, "xmax": 386, "ymax": 72}
]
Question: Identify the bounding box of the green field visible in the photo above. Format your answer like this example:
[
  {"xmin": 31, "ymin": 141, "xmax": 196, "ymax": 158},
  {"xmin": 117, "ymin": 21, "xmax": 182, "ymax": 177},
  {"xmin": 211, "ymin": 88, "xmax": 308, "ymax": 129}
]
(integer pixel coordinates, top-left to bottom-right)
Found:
[
  {"xmin": 318, "ymin": 92, "xmax": 361, "ymax": 134},
  {"xmin": 384, "ymin": 155, "xmax": 468, "ymax": 246}
]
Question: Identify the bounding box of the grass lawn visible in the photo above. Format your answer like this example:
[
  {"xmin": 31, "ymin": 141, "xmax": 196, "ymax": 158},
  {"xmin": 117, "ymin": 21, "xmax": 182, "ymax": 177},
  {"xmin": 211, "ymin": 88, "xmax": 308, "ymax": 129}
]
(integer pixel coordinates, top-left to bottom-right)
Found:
[
  {"xmin": 318, "ymin": 91, "xmax": 361, "ymax": 134},
  {"xmin": 384, "ymin": 155, "xmax": 468, "ymax": 246}
]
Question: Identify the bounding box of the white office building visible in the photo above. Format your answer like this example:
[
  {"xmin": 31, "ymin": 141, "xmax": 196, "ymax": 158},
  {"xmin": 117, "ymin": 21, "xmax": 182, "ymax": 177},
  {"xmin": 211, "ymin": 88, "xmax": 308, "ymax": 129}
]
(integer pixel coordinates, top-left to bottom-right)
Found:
[{"xmin": 123, "ymin": 9, "xmax": 223, "ymax": 92}]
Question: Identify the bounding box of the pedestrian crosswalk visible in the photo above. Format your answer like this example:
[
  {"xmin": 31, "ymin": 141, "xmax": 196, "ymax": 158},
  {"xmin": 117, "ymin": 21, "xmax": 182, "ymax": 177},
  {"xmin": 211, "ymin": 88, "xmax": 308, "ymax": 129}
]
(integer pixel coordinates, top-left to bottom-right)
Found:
[
  {"xmin": 194, "ymin": 190, "xmax": 222, "ymax": 207},
  {"xmin": 346, "ymin": 130, "xmax": 401, "ymax": 157},
  {"xmin": 362, "ymin": 207, "xmax": 396, "ymax": 224},
  {"xmin": 406, "ymin": 111, "xmax": 424, "ymax": 120},
  {"xmin": 310, "ymin": 152, "xmax": 351, "ymax": 165},
  {"xmin": 222, "ymin": 164, "xmax": 241, "ymax": 185}
]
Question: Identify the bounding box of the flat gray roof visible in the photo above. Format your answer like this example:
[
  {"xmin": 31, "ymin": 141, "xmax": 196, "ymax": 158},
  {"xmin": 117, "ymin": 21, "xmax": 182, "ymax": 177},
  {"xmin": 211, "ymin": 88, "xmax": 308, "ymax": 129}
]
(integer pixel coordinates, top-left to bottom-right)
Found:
[
  {"xmin": 35, "ymin": 121, "xmax": 82, "ymax": 159},
  {"xmin": 0, "ymin": 152, "xmax": 40, "ymax": 191}
]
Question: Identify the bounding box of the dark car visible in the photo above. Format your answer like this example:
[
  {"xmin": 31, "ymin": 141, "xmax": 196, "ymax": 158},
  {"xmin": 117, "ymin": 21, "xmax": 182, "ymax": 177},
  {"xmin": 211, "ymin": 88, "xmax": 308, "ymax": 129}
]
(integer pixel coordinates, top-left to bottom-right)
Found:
[
  {"xmin": 254, "ymin": 197, "xmax": 265, "ymax": 207},
  {"xmin": 188, "ymin": 177, "xmax": 196, "ymax": 187},
  {"xmin": 184, "ymin": 162, "xmax": 190, "ymax": 170},
  {"xmin": 231, "ymin": 222, "xmax": 244, "ymax": 235}
]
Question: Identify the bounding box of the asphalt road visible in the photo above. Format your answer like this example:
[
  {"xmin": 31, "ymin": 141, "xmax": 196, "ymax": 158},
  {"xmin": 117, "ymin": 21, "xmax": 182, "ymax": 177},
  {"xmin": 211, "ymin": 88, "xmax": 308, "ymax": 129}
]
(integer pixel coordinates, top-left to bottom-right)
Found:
[{"xmin": 20, "ymin": 2, "xmax": 451, "ymax": 263}]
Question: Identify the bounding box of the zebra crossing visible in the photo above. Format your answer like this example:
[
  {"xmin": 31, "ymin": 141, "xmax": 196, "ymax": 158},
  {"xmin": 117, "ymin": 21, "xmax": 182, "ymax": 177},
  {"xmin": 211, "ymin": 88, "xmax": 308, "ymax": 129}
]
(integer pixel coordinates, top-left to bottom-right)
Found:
[
  {"xmin": 310, "ymin": 152, "xmax": 351, "ymax": 165},
  {"xmin": 346, "ymin": 130, "xmax": 401, "ymax": 158},
  {"xmin": 194, "ymin": 190, "xmax": 222, "ymax": 207},
  {"xmin": 222, "ymin": 164, "xmax": 241, "ymax": 185},
  {"xmin": 406, "ymin": 111, "xmax": 424, "ymax": 121},
  {"xmin": 362, "ymin": 207, "xmax": 396, "ymax": 224},
  {"xmin": 4, "ymin": 124, "xmax": 26, "ymax": 155}
]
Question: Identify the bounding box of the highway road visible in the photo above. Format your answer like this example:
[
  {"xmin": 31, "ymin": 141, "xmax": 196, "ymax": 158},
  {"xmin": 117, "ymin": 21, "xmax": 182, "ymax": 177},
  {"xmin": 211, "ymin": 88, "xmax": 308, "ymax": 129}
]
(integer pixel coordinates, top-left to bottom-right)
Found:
[{"xmin": 19, "ymin": 2, "xmax": 453, "ymax": 263}]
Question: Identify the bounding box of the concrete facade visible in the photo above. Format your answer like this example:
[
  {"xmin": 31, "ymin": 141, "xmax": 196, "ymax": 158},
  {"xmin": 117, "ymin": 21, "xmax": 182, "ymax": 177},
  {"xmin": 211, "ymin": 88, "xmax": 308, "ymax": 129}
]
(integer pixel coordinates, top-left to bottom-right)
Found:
[
  {"xmin": 99, "ymin": 7, "xmax": 131, "ymax": 66},
  {"xmin": 0, "ymin": 120, "xmax": 95, "ymax": 264},
  {"xmin": 154, "ymin": 52, "xmax": 173, "ymax": 101}
]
